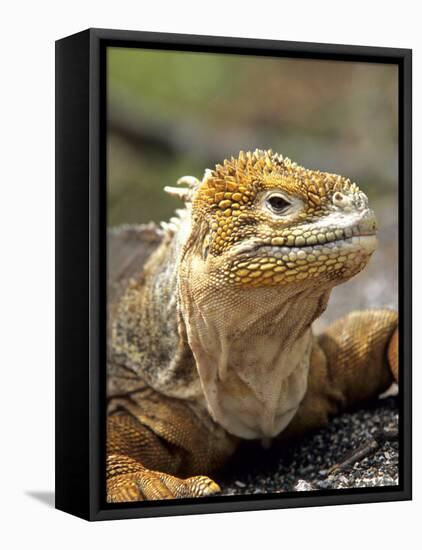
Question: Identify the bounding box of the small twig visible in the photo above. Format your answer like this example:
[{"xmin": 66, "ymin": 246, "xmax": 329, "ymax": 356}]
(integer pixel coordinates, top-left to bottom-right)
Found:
[{"xmin": 327, "ymin": 426, "xmax": 398, "ymax": 475}]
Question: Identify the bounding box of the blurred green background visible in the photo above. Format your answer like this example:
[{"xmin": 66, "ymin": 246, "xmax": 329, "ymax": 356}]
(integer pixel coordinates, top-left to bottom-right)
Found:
[{"xmin": 107, "ymin": 47, "xmax": 398, "ymax": 227}]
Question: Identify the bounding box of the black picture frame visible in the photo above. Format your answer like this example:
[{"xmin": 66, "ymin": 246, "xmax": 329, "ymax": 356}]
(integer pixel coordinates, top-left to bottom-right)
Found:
[{"xmin": 55, "ymin": 28, "xmax": 412, "ymax": 521}]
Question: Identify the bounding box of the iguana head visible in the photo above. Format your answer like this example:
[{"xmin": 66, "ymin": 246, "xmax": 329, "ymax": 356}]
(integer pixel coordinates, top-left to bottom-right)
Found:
[
  {"xmin": 172, "ymin": 149, "xmax": 377, "ymax": 290},
  {"xmin": 168, "ymin": 150, "xmax": 378, "ymax": 439}
]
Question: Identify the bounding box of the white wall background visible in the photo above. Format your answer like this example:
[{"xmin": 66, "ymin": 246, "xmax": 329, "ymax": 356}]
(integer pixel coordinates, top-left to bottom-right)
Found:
[{"xmin": 0, "ymin": 1, "xmax": 419, "ymax": 548}]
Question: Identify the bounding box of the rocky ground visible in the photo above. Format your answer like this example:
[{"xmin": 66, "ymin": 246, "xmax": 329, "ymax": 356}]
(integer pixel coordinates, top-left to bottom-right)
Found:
[{"xmin": 217, "ymin": 398, "xmax": 399, "ymax": 495}]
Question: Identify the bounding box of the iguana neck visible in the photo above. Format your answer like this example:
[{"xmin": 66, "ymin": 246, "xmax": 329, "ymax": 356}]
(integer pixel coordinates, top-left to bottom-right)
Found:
[{"xmin": 178, "ymin": 271, "xmax": 331, "ymax": 438}]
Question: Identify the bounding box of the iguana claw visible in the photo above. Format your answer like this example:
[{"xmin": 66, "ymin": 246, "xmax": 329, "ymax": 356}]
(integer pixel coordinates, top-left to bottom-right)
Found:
[{"xmin": 107, "ymin": 467, "xmax": 221, "ymax": 502}]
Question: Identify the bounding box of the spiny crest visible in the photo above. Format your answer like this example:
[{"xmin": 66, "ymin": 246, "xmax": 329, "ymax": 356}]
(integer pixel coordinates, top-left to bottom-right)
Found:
[
  {"xmin": 212, "ymin": 149, "xmax": 285, "ymax": 183},
  {"xmin": 159, "ymin": 208, "xmax": 188, "ymax": 237},
  {"xmin": 165, "ymin": 150, "xmax": 360, "ymax": 220},
  {"xmin": 194, "ymin": 149, "xmax": 359, "ymax": 212},
  {"xmin": 164, "ymin": 175, "xmax": 200, "ymax": 203}
]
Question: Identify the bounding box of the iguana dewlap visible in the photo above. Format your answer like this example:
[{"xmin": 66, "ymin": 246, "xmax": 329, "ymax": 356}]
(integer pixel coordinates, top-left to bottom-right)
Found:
[{"xmin": 107, "ymin": 150, "xmax": 398, "ymax": 502}]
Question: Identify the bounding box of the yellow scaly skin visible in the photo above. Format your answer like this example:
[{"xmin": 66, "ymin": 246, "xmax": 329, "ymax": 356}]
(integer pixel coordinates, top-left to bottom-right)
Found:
[{"xmin": 107, "ymin": 150, "xmax": 398, "ymax": 502}]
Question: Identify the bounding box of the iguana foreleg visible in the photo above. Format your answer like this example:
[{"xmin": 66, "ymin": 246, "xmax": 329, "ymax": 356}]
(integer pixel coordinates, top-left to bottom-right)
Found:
[
  {"xmin": 282, "ymin": 308, "xmax": 398, "ymax": 443},
  {"xmin": 106, "ymin": 388, "xmax": 237, "ymax": 502},
  {"xmin": 107, "ymin": 415, "xmax": 222, "ymax": 502}
]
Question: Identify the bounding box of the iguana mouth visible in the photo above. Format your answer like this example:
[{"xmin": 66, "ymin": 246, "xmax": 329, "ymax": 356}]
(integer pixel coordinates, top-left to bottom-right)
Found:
[
  {"xmin": 227, "ymin": 234, "xmax": 377, "ymax": 287},
  {"xmin": 231, "ymin": 208, "xmax": 378, "ymax": 257},
  {"xmin": 237, "ymin": 234, "xmax": 377, "ymax": 257}
]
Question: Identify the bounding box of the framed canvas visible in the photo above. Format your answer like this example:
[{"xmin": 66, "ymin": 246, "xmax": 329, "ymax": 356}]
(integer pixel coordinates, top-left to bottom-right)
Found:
[{"xmin": 55, "ymin": 28, "xmax": 412, "ymax": 521}]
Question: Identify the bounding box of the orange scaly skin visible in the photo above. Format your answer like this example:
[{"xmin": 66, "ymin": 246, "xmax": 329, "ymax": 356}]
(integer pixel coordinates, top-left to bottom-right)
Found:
[{"xmin": 107, "ymin": 150, "xmax": 398, "ymax": 502}]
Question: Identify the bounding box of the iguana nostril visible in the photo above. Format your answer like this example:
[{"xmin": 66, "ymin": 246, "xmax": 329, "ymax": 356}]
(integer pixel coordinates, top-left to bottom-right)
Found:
[{"xmin": 333, "ymin": 191, "xmax": 355, "ymax": 210}]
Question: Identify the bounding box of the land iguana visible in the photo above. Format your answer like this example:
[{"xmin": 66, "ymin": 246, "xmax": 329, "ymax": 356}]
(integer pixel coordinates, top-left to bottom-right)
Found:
[{"xmin": 107, "ymin": 149, "xmax": 398, "ymax": 502}]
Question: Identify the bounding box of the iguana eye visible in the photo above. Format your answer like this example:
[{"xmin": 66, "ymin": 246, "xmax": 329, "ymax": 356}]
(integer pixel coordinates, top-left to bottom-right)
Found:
[{"xmin": 266, "ymin": 194, "xmax": 291, "ymax": 215}]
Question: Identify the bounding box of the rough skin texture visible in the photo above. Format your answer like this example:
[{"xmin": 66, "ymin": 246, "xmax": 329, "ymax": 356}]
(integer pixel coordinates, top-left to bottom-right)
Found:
[{"xmin": 107, "ymin": 150, "xmax": 398, "ymax": 502}]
